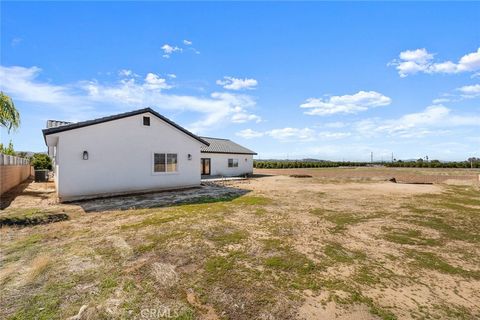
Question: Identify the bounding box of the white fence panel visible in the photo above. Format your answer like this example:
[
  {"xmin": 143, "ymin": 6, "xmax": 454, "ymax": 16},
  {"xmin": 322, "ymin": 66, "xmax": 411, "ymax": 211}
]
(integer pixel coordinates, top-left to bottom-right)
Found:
[{"xmin": 0, "ymin": 153, "xmax": 30, "ymax": 166}]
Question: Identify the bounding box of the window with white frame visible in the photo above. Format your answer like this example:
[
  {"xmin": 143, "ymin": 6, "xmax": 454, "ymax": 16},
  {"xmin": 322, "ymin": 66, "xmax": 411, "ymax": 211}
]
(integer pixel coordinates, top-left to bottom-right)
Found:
[
  {"xmin": 228, "ymin": 158, "xmax": 238, "ymax": 168},
  {"xmin": 154, "ymin": 153, "xmax": 177, "ymax": 172}
]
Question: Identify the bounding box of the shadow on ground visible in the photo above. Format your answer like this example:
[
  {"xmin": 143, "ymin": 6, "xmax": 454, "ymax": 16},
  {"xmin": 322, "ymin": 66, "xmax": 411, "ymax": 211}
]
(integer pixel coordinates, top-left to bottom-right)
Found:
[
  {"xmin": 0, "ymin": 179, "xmax": 34, "ymax": 210},
  {"xmin": 75, "ymin": 184, "xmax": 251, "ymax": 213}
]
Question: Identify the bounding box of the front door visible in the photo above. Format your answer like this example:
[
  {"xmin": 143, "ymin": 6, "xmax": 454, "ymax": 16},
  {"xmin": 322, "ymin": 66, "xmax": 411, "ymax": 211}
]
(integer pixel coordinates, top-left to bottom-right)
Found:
[{"xmin": 201, "ymin": 158, "xmax": 211, "ymax": 175}]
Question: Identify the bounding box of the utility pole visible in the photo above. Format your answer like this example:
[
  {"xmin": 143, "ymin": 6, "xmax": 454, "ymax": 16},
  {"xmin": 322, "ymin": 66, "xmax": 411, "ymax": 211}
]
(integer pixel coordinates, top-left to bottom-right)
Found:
[
  {"xmin": 391, "ymin": 152, "xmax": 394, "ymax": 163},
  {"xmin": 371, "ymin": 152, "xmax": 373, "ymax": 164}
]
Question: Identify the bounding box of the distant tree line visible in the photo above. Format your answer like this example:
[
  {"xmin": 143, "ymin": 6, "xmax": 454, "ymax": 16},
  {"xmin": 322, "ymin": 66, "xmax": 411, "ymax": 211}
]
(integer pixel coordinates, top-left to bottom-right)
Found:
[
  {"xmin": 254, "ymin": 158, "xmax": 480, "ymax": 169},
  {"xmin": 254, "ymin": 161, "xmax": 369, "ymax": 169},
  {"xmin": 385, "ymin": 158, "xmax": 479, "ymax": 169}
]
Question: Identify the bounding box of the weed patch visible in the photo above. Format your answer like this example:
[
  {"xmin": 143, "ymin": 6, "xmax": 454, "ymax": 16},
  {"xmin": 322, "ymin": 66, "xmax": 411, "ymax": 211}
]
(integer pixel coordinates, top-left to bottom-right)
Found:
[
  {"xmin": 0, "ymin": 208, "xmax": 68, "ymax": 227},
  {"xmin": 210, "ymin": 230, "xmax": 248, "ymax": 246},
  {"xmin": 407, "ymin": 250, "xmax": 480, "ymax": 279},
  {"xmin": 323, "ymin": 242, "xmax": 366, "ymax": 264},
  {"xmin": 382, "ymin": 227, "xmax": 442, "ymax": 246},
  {"xmin": 311, "ymin": 209, "xmax": 370, "ymax": 232}
]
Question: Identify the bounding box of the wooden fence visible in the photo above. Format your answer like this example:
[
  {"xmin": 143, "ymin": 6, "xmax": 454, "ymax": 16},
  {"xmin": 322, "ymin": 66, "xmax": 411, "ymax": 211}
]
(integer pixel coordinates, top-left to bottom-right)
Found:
[{"xmin": 0, "ymin": 154, "xmax": 33, "ymax": 196}]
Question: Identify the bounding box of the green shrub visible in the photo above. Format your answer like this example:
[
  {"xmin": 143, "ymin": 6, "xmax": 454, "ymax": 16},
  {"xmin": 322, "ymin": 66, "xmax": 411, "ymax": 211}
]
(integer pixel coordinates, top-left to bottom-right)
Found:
[{"xmin": 31, "ymin": 153, "xmax": 53, "ymax": 170}]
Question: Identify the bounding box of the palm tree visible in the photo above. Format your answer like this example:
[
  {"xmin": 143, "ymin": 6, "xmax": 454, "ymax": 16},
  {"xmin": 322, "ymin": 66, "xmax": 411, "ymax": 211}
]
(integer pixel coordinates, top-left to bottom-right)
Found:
[{"xmin": 0, "ymin": 92, "xmax": 20, "ymax": 133}]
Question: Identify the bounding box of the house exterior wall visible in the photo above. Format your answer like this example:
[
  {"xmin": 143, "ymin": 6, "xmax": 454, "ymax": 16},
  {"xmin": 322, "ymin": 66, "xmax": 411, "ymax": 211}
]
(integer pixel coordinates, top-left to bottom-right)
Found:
[
  {"xmin": 202, "ymin": 153, "xmax": 253, "ymax": 177},
  {"xmin": 47, "ymin": 112, "xmax": 204, "ymax": 201}
]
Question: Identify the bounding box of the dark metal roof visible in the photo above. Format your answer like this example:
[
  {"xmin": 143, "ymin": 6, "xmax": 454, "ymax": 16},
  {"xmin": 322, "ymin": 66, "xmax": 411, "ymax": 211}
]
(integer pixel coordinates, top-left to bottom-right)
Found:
[
  {"xmin": 42, "ymin": 108, "xmax": 209, "ymax": 146},
  {"xmin": 200, "ymin": 137, "xmax": 257, "ymax": 155}
]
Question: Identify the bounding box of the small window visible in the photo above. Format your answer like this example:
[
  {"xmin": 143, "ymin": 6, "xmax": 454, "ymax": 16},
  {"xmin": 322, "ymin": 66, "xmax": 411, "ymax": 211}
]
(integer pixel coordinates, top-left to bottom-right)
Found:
[
  {"xmin": 154, "ymin": 153, "xmax": 177, "ymax": 172},
  {"xmin": 228, "ymin": 158, "xmax": 239, "ymax": 168},
  {"xmin": 143, "ymin": 116, "xmax": 150, "ymax": 126}
]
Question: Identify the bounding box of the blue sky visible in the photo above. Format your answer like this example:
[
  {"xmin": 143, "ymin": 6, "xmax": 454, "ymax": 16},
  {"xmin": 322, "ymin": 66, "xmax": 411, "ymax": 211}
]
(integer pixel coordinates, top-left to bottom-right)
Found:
[{"xmin": 1, "ymin": 2, "xmax": 479, "ymax": 161}]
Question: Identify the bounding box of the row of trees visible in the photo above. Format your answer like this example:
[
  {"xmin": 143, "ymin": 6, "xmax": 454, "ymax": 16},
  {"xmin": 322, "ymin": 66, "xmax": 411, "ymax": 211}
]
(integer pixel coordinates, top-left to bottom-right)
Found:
[
  {"xmin": 254, "ymin": 161, "xmax": 369, "ymax": 169},
  {"xmin": 254, "ymin": 159, "xmax": 480, "ymax": 169},
  {"xmin": 385, "ymin": 158, "xmax": 480, "ymax": 169}
]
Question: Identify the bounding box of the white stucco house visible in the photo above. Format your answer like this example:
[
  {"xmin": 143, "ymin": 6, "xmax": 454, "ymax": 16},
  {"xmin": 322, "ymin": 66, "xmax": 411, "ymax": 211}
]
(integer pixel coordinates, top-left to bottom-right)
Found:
[
  {"xmin": 199, "ymin": 137, "xmax": 256, "ymax": 177},
  {"xmin": 43, "ymin": 108, "xmax": 256, "ymax": 202}
]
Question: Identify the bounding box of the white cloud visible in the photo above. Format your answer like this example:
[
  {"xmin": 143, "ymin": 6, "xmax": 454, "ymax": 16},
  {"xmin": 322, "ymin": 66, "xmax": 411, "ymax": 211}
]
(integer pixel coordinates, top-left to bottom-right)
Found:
[
  {"xmin": 183, "ymin": 39, "xmax": 192, "ymax": 45},
  {"xmin": 323, "ymin": 121, "xmax": 347, "ymax": 128},
  {"xmin": 236, "ymin": 129, "xmax": 264, "ymax": 139},
  {"xmin": 0, "ymin": 66, "xmax": 80, "ymax": 106},
  {"xmin": 11, "ymin": 37, "xmax": 22, "ymax": 47},
  {"xmin": 300, "ymin": 91, "xmax": 391, "ymax": 116},
  {"xmin": 0, "ymin": 65, "xmax": 261, "ymax": 133},
  {"xmin": 231, "ymin": 113, "xmax": 262, "ymax": 123},
  {"xmin": 399, "ymin": 48, "xmax": 433, "ymax": 64},
  {"xmin": 266, "ymin": 128, "xmax": 316, "ymax": 142},
  {"xmin": 144, "ymin": 73, "xmax": 172, "ymax": 90},
  {"xmin": 318, "ymin": 131, "xmax": 351, "ymax": 139},
  {"xmin": 432, "ymin": 98, "xmax": 450, "ymax": 104},
  {"xmin": 355, "ymin": 105, "xmax": 480, "ymax": 138},
  {"xmin": 457, "ymin": 48, "xmax": 480, "ymax": 72},
  {"xmin": 457, "ymin": 84, "xmax": 480, "ymax": 97},
  {"xmin": 236, "ymin": 127, "xmax": 351, "ymax": 142},
  {"xmin": 167, "ymin": 73, "xmax": 177, "ymax": 79},
  {"xmin": 216, "ymin": 76, "xmax": 258, "ymax": 90},
  {"xmin": 391, "ymin": 48, "xmax": 480, "ymax": 77},
  {"xmin": 118, "ymin": 69, "xmax": 133, "ymax": 77},
  {"xmin": 161, "ymin": 44, "xmax": 182, "ymax": 58}
]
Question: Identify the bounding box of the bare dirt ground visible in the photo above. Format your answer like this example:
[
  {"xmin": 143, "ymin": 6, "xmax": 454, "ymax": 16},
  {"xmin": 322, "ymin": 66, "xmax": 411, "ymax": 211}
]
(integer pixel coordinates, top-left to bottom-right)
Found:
[
  {"xmin": 255, "ymin": 167, "xmax": 480, "ymax": 184},
  {"xmin": 1, "ymin": 168, "xmax": 479, "ymax": 319}
]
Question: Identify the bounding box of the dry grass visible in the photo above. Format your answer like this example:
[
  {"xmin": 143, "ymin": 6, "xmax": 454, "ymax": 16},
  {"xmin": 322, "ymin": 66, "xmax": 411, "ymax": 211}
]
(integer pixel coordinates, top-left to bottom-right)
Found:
[
  {"xmin": 27, "ymin": 255, "xmax": 51, "ymax": 283},
  {"xmin": 0, "ymin": 168, "xmax": 479, "ymax": 320}
]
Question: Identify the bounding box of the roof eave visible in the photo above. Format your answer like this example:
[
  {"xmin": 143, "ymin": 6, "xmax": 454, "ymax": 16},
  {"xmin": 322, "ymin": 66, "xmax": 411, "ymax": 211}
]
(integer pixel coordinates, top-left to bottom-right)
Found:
[
  {"xmin": 41, "ymin": 108, "xmax": 210, "ymax": 146},
  {"xmin": 200, "ymin": 150, "xmax": 257, "ymax": 155}
]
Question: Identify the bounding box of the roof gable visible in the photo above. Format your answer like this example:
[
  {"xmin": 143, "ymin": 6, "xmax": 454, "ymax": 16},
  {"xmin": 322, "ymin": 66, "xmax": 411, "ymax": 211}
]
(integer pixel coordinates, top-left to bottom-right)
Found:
[
  {"xmin": 42, "ymin": 108, "xmax": 209, "ymax": 146},
  {"xmin": 200, "ymin": 137, "xmax": 257, "ymax": 155}
]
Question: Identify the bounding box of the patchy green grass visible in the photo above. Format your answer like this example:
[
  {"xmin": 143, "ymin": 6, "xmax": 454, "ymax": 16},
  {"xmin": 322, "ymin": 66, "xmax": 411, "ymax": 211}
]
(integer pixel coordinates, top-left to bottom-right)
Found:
[
  {"xmin": 2, "ymin": 234, "xmax": 44, "ymax": 263},
  {"xmin": 253, "ymin": 208, "xmax": 267, "ymax": 216},
  {"xmin": 10, "ymin": 281, "xmax": 75, "ymax": 320},
  {"xmin": 401, "ymin": 185, "xmax": 480, "ymax": 244},
  {"xmin": 319, "ymin": 278, "xmax": 397, "ymax": 320},
  {"xmin": 382, "ymin": 227, "xmax": 442, "ymax": 246},
  {"xmin": 262, "ymin": 241, "xmax": 318, "ymax": 290},
  {"xmin": 264, "ymin": 254, "xmax": 315, "ymax": 274},
  {"xmin": 232, "ymin": 195, "xmax": 272, "ymax": 206},
  {"xmin": 311, "ymin": 209, "xmax": 372, "ymax": 233},
  {"xmin": 134, "ymin": 231, "xmax": 187, "ymax": 254},
  {"xmin": 404, "ymin": 213, "xmax": 480, "ymax": 243},
  {"xmin": 407, "ymin": 250, "xmax": 480, "ymax": 279},
  {"xmin": 2, "ymin": 175, "xmax": 480, "ymax": 320},
  {"xmin": 203, "ymin": 251, "xmax": 252, "ymax": 286},
  {"xmin": 121, "ymin": 198, "xmax": 237, "ymax": 230},
  {"xmin": 209, "ymin": 229, "xmax": 248, "ymax": 246},
  {"xmin": 323, "ymin": 242, "xmax": 366, "ymax": 264}
]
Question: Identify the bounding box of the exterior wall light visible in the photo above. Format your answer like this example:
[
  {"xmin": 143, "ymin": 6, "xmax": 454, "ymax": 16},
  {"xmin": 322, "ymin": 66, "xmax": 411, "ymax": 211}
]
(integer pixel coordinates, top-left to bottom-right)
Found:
[
  {"xmin": 188, "ymin": 154, "xmax": 192, "ymax": 160},
  {"xmin": 82, "ymin": 151, "xmax": 89, "ymax": 160}
]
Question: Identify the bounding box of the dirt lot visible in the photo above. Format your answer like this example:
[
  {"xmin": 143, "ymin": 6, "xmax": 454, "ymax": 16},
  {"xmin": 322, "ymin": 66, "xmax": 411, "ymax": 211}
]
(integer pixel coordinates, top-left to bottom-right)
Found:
[
  {"xmin": 1, "ymin": 168, "xmax": 479, "ymax": 319},
  {"xmin": 255, "ymin": 167, "xmax": 480, "ymax": 184}
]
